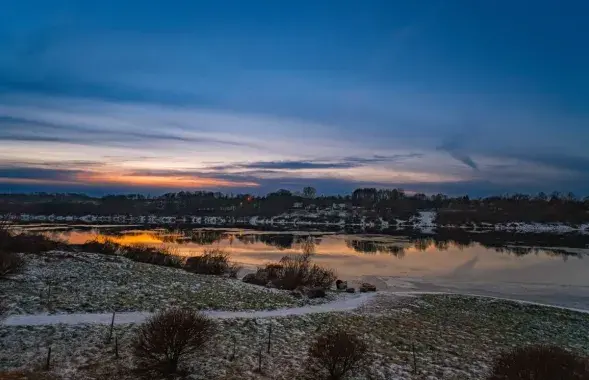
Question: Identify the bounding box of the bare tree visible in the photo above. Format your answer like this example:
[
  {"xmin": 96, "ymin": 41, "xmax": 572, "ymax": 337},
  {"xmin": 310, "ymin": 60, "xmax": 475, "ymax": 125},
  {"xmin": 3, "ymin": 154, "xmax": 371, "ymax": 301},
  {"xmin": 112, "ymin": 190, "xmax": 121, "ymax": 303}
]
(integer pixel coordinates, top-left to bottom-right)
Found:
[
  {"xmin": 134, "ymin": 308, "xmax": 215, "ymax": 376},
  {"xmin": 307, "ymin": 329, "xmax": 369, "ymax": 380},
  {"xmin": 303, "ymin": 186, "xmax": 317, "ymax": 199}
]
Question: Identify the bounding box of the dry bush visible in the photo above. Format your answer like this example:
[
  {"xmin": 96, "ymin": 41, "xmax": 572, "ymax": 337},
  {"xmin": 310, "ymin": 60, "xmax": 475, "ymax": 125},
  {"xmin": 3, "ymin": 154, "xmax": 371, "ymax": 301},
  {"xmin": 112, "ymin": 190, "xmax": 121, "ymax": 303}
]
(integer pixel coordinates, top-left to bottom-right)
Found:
[
  {"xmin": 79, "ymin": 238, "xmax": 121, "ymax": 255},
  {"xmin": 0, "ymin": 230, "xmax": 62, "ymax": 254},
  {"xmin": 487, "ymin": 345, "xmax": 589, "ymax": 380},
  {"xmin": 185, "ymin": 248, "xmax": 232, "ymax": 275},
  {"xmin": 123, "ymin": 244, "xmax": 183, "ymax": 268},
  {"xmin": 134, "ymin": 308, "xmax": 215, "ymax": 376},
  {"xmin": 307, "ymin": 329, "xmax": 369, "ymax": 380},
  {"xmin": 271, "ymin": 253, "xmax": 336, "ymax": 290},
  {"xmin": 0, "ymin": 251, "xmax": 25, "ymax": 279},
  {"xmin": 227, "ymin": 262, "xmax": 243, "ymax": 278}
]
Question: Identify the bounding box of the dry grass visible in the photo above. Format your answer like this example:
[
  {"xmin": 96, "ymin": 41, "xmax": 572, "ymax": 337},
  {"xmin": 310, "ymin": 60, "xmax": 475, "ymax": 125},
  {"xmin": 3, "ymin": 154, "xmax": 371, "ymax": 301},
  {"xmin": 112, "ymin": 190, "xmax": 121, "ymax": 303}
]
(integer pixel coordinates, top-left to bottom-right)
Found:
[
  {"xmin": 122, "ymin": 244, "xmax": 184, "ymax": 268},
  {"xmin": 0, "ymin": 230, "xmax": 63, "ymax": 254},
  {"xmin": 78, "ymin": 238, "xmax": 121, "ymax": 255},
  {"xmin": 487, "ymin": 345, "xmax": 589, "ymax": 380}
]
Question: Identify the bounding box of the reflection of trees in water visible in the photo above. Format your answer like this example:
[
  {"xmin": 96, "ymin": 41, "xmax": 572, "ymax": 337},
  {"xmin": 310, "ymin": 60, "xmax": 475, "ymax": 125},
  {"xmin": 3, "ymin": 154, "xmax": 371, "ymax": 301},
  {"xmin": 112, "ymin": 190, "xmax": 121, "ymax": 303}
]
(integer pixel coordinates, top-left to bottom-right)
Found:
[
  {"xmin": 259, "ymin": 234, "xmax": 295, "ymax": 250},
  {"xmin": 491, "ymin": 246, "xmax": 580, "ymax": 259},
  {"xmin": 233, "ymin": 233, "xmax": 320, "ymax": 252},
  {"xmin": 298, "ymin": 236, "xmax": 316, "ymax": 254},
  {"xmin": 235, "ymin": 234, "xmax": 256, "ymax": 245},
  {"xmin": 413, "ymin": 238, "xmax": 432, "ymax": 252},
  {"xmin": 346, "ymin": 234, "xmax": 583, "ymax": 261},
  {"xmin": 103, "ymin": 228, "xmax": 585, "ymax": 260},
  {"xmin": 187, "ymin": 230, "xmax": 226, "ymax": 245},
  {"xmin": 433, "ymin": 240, "xmax": 450, "ymax": 251},
  {"xmin": 345, "ymin": 240, "xmax": 405, "ymax": 258}
]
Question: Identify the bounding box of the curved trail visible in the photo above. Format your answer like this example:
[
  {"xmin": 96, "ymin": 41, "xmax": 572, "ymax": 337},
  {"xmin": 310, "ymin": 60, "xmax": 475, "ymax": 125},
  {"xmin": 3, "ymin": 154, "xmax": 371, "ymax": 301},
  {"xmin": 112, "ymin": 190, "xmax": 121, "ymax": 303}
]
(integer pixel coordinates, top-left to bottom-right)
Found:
[
  {"xmin": 4, "ymin": 291, "xmax": 588, "ymax": 327},
  {"xmin": 2, "ymin": 293, "xmax": 377, "ymax": 326}
]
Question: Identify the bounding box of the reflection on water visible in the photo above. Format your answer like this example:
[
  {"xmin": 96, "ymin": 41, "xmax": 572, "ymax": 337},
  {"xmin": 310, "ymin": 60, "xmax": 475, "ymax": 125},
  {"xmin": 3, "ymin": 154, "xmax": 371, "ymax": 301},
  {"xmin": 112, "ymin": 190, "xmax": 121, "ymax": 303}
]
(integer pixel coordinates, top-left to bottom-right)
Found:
[{"xmin": 47, "ymin": 227, "xmax": 589, "ymax": 287}]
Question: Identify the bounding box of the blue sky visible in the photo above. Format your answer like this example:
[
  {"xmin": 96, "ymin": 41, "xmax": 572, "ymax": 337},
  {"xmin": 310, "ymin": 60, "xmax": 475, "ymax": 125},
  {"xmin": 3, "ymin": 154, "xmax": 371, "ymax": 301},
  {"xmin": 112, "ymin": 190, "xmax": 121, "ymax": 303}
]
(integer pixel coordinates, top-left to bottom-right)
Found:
[{"xmin": 1, "ymin": 0, "xmax": 588, "ymax": 196}]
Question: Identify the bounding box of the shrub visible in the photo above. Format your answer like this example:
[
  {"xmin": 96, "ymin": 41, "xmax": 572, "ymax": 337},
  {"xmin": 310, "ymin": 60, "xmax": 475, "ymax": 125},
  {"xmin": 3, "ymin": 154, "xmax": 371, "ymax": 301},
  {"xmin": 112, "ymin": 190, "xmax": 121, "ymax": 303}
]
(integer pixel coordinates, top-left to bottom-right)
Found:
[
  {"xmin": 185, "ymin": 249, "xmax": 231, "ymax": 275},
  {"xmin": 269, "ymin": 253, "xmax": 336, "ymax": 290},
  {"xmin": 227, "ymin": 263, "xmax": 243, "ymax": 278},
  {"xmin": 307, "ymin": 329, "xmax": 369, "ymax": 380},
  {"xmin": 123, "ymin": 245, "xmax": 183, "ymax": 268},
  {"xmin": 0, "ymin": 229, "xmax": 62, "ymax": 254},
  {"xmin": 134, "ymin": 308, "xmax": 215, "ymax": 376},
  {"xmin": 487, "ymin": 345, "xmax": 589, "ymax": 380},
  {"xmin": 242, "ymin": 271, "xmax": 269, "ymax": 286},
  {"xmin": 79, "ymin": 238, "xmax": 121, "ymax": 255},
  {"xmin": 0, "ymin": 251, "xmax": 25, "ymax": 279}
]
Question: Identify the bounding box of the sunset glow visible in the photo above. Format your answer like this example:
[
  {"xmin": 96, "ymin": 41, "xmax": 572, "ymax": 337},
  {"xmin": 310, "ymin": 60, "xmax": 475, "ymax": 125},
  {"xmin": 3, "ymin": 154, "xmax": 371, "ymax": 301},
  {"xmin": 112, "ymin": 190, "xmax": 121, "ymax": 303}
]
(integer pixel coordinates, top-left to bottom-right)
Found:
[
  {"xmin": 1, "ymin": 1, "xmax": 588, "ymax": 195},
  {"xmin": 76, "ymin": 172, "xmax": 260, "ymax": 189}
]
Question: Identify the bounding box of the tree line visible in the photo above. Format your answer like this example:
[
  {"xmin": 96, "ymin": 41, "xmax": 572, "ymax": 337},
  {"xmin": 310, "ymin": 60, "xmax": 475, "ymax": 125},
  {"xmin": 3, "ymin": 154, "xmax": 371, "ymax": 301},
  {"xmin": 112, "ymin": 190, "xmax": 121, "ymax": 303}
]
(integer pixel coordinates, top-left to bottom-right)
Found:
[{"xmin": 0, "ymin": 188, "xmax": 588, "ymax": 224}]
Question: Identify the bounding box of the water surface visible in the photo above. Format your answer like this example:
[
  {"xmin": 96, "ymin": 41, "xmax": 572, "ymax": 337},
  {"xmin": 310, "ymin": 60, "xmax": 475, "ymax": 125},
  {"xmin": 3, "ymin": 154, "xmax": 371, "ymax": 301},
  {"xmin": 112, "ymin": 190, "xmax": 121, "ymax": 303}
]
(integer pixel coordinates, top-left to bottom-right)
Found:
[{"xmin": 49, "ymin": 227, "xmax": 589, "ymax": 309}]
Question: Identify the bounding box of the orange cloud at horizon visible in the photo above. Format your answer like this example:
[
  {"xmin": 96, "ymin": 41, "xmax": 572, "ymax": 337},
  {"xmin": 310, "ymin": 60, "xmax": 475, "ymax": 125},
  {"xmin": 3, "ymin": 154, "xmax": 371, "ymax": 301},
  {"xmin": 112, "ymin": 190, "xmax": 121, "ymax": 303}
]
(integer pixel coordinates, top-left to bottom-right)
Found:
[{"xmin": 76, "ymin": 172, "xmax": 259, "ymax": 188}]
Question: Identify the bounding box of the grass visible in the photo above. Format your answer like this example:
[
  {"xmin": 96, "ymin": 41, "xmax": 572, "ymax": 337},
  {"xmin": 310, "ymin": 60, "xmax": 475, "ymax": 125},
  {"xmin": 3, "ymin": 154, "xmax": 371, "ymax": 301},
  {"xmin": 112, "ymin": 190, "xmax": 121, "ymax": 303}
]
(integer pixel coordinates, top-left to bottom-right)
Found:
[
  {"xmin": 76, "ymin": 238, "xmax": 183, "ymax": 268},
  {"xmin": 79, "ymin": 240, "xmax": 242, "ymax": 276},
  {"xmin": 78, "ymin": 238, "xmax": 120, "ymax": 255},
  {"xmin": 0, "ymin": 229, "xmax": 63, "ymax": 254},
  {"xmin": 1, "ymin": 294, "xmax": 588, "ymax": 379},
  {"xmin": 0, "ymin": 250, "xmax": 301, "ymax": 315},
  {"xmin": 122, "ymin": 245, "xmax": 184, "ymax": 268}
]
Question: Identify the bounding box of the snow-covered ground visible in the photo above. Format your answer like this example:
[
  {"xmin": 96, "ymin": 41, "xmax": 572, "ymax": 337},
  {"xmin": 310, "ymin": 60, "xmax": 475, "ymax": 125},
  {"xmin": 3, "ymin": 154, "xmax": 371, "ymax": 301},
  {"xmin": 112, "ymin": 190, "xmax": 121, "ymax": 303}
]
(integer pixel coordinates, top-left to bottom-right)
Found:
[
  {"xmin": 2, "ymin": 293, "xmax": 588, "ymax": 380},
  {"xmin": 493, "ymin": 222, "xmax": 589, "ymax": 234},
  {"xmin": 0, "ymin": 251, "xmax": 335, "ymax": 316},
  {"xmin": 3, "ymin": 292, "xmax": 376, "ymax": 326}
]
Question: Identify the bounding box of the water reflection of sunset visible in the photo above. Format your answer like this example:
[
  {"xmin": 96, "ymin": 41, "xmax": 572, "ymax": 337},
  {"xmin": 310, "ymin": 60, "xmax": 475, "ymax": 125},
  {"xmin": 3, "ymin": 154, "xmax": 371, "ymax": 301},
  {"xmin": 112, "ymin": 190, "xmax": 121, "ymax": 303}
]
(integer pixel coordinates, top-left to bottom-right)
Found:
[{"xmin": 53, "ymin": 229, "xmax": 589, "ymax": 285}]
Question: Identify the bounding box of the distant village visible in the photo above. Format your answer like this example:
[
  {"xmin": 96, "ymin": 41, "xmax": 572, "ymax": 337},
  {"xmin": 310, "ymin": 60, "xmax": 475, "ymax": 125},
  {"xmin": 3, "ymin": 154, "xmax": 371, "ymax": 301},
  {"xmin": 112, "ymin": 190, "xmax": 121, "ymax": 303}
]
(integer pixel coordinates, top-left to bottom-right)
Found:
[{"xmin": 2, "ymin": 188, "xmax": 589, "ymax": 234}]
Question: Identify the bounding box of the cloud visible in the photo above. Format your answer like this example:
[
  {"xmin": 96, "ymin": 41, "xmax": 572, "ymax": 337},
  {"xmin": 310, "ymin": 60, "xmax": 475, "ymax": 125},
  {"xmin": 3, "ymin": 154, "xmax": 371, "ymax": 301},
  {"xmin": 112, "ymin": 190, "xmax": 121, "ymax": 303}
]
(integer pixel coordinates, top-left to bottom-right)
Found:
[
  {"xmin": 447, "ymin": 151, "xmax": 479, "ymax": 170},
  {"xmin": 0, "ymin": 116, "xmax": 259, "ymax": 148},
  {"xmin": 507, "ymin": 152, "xmax": 589, "ymax": 174},
  {"xmin": 0, "ymin": 167, "xmax": 79, "ymax": 181},
  {"xmin": 0, "ymin": 163, "xmax": 259, "ymax": 190},
  {"xmin": 435, "ymin": 136, "xmax": 479, "ymax": 170},
  {"xmin": 209, "ymin": 154, "xmax": 424, "ymax": 171}
]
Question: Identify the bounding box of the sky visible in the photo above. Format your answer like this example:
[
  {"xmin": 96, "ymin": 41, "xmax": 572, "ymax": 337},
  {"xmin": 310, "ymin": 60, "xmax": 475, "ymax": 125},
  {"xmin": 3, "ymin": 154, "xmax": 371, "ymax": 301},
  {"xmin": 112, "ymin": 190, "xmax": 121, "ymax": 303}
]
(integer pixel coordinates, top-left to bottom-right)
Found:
[{"xmin": 1, "ymin": 0, "xmax": 588, "ymax": 196}]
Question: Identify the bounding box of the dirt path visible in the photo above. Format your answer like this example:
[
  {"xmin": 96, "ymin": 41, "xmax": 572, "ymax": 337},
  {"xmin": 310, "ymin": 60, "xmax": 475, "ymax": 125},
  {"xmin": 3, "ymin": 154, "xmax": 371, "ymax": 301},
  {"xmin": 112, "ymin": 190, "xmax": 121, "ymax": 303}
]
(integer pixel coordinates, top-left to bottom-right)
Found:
[
  {"xmin": 2, "ymin": 293, "xmax": 377, "ymax": 326},
  {"xmin": 4, "ymin": 291, "xmax": 588, "ymax": 327}
]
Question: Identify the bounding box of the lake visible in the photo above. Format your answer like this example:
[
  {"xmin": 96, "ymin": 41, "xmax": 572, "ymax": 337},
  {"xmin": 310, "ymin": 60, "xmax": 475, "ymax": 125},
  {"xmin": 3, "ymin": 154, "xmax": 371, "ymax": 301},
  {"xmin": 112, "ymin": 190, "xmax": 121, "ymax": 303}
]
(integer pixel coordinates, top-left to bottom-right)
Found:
[{"xmin": 41, "ymin": 226, "xmax": 589, "ymax": 310}]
